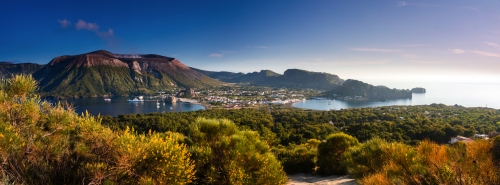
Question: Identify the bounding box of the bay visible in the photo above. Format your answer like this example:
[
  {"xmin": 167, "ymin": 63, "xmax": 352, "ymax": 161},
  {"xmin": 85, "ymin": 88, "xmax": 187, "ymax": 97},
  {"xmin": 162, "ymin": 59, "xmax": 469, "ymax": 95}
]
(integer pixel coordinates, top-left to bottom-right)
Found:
[
  {"xmin": 61, "ymin": 97, "xmax": 205, "ymax": 117},
  {"xmin": 293, "ymin": 82, "xmax": 500, "ymax": 110}
]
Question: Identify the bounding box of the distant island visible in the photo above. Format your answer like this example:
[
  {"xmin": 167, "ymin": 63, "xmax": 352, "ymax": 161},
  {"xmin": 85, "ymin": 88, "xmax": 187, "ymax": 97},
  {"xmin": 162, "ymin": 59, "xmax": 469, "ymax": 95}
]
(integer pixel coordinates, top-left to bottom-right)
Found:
[
  {"xmin": 411, "ymin": 87, "xmax": 426, "ymax": 93},
  {"xmin": 322, "ymin": 79, "xmax": 412, "ymax": 101}
]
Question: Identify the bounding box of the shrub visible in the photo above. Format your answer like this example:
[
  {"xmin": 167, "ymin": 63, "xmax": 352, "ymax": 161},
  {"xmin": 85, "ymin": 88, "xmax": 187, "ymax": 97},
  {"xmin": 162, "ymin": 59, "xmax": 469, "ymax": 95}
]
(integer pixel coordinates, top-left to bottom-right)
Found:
[
  {"xmin": 274, "ymin": 139, "xmax": 320, "ymax": 174},
  {"xmin": 342, "ymin": 138, "xmax": 390, "ymax": 178},
  {"xmin": 189, "ymin": 118, "xmax": 287, "ymax": 185},
  {"xmin": 113, "ymin": 128, "xmax": 195, "ymax": 184},
  {"xmin": 349, "ymin": 139, "xmax": 500, "ymax": 185},
  {"xmin": 0, "ymin": 75, "xmax": 196, "ymax": 184},
  {"xmin": 316, "ymin": 132, "xmax": 359, "ymax": 175}
]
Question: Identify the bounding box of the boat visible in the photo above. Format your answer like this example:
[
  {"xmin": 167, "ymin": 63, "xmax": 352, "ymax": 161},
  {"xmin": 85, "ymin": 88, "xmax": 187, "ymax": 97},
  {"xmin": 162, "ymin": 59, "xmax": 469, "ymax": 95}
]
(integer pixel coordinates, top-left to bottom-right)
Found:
[
  {"xmin": 104, "ymin": 98, "xmax": 111, "ymax": 101},
  {"xmin": 157, "ymin": 100, "xmax": 160, "ymax": 105},
  {"xmin": 127, "ymin": 98, "xmax": 144, "ymax": 102},
  {"xmin": 169, "ymin": 107, "xmax": 173, "ymax": 110}
]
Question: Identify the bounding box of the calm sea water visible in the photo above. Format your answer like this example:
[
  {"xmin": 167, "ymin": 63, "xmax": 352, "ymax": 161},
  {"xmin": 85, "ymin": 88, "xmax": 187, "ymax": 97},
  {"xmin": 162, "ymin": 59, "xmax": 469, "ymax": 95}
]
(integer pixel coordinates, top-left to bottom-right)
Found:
[
  {"xmin": 293, "ymin": 82, "xmax": 500, "ymax": 110},
  {"xmin": 62, "ymin": 97, "xmax": 205, "ymax": 117},
  {"xmin": 58, "ymin": 82, "xmax": 500, "ymax": 116}
]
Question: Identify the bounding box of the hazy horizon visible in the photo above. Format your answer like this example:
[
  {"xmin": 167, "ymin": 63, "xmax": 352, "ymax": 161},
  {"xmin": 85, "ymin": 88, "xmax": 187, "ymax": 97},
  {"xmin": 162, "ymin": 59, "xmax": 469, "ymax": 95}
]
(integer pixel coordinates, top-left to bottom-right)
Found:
[{"xmin": 1, "ymin": 0, "xmax": 499, "ymax": 84}]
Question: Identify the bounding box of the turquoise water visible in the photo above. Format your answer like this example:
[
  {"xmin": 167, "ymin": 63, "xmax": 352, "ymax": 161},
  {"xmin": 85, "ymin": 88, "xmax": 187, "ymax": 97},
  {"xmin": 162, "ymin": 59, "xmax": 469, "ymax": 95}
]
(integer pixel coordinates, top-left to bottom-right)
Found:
[
  {"xmin": 293, "ymin": 82, "xmax": 500, "ymax": 110},
  {"xmin": 64, "ymin": 97, "xmax": 205, "ymax": 117}
]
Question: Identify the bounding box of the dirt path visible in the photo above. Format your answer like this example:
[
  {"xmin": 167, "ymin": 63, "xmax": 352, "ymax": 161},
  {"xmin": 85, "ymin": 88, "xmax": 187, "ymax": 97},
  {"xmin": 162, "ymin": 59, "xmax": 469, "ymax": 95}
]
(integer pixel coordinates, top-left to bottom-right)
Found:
[{"xmin": 287, "ymin": 174, "xmax": 357, "ymax": 185}]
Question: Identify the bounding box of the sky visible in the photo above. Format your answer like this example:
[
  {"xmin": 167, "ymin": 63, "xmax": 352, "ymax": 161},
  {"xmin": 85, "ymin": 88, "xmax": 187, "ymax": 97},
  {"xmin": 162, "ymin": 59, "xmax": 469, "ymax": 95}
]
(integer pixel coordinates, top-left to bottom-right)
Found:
[{"xmin": 1, "ymin": 0, "xmax": 500, "ymax": 86}]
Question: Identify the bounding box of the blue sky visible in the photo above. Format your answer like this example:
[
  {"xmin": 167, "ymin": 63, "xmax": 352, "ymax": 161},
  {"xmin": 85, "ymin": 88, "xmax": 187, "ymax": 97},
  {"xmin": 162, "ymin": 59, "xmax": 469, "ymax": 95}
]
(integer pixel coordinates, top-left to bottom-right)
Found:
[{"xmin": 1, "ymin": 0, "xmax": 500, "ymax": 85}]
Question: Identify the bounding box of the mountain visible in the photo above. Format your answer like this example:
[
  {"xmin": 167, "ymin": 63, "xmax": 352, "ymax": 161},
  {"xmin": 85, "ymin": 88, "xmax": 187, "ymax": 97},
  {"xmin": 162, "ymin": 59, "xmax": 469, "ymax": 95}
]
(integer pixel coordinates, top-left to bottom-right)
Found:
[
  {"xmin": 329, "ymin": 79, "xmax": 412, "ymax": 99},
  {"xmin": 0, "ymin": 62, "xmax": 44, "ymax": 77},
  {"xmin": 192, "ymin": 68, "xmax": 344, "ymax": 90},
  {"xmin": 33, "ymin": 50, "xmax": 222, "ymax": 97}
]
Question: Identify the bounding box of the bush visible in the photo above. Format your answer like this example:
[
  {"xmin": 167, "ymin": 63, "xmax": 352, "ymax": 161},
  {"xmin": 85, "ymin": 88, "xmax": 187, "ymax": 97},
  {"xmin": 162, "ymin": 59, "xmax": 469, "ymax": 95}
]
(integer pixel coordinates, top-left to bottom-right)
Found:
[
  {"xmin": 348, "ymin": 138, "xmax": 500, "ymax": 185},
  {"xmin": 342, "ymin": 138, "xmax": 389, "ymax": 178},
  {"xmin": 316, "ymin": 132, "xmax": 359, "ymax": 175},
  {"xmin": 0, "ymin": 75, "xmax": 196, "ymax": 184},
  {"xmin": 189, "ymin": 118, "xmax": 287, "ymax": 185},
  {"xmin": 274, "ymin": 139, "xmax": 320, "ymax": 174},
  {"xmin": 113, "ymin": 128, "xmax": 195, "ymax": 184}
]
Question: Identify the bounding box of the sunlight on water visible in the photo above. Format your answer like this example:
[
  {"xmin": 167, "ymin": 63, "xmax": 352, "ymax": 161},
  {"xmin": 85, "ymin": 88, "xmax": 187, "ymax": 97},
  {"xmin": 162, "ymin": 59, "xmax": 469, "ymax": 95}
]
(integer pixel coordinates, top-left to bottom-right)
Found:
[{"xmin": 293, "ymin": 82, "xmax": 500, "ymax": 110}]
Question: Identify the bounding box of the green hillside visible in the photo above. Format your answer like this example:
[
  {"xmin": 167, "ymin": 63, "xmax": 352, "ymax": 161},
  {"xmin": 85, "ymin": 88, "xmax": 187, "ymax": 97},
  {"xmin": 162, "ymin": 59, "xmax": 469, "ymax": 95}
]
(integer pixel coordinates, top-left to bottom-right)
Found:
[
  {"xmin": 194, "ymin": 68, "xmax": 344, "ymax": 90},
  {"xmin": 330, "ymin": 79, "xmax": 412, "ymax": 99},
  {"xmin": 0, "ymin": 62, "xmax": 44, "ymax": 77},
  {"xmin": 33, "ymin": 50, "xmax": 223, "ymax": 97}
]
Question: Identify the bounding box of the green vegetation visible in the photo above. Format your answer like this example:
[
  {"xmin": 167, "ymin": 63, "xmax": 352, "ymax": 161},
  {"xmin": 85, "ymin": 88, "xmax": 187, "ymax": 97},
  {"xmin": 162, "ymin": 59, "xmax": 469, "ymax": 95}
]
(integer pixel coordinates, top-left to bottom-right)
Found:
[
  {"xmin": 100, "ymin": 103, "xmax": 500, "ymax": 180},
  {"xmin": 2, "ymin": 74, "xmax": 500, "ymax": 184},
  {"xmin": 31, "ymin": 51, "xmax": 223, "ymax": 98},
  {"xmin": 189, "ymin": 118, "xmax": 287, "ymax": 184},
  {"xmin": 0, "ymin": 62, "xmax": 44, "ymax": 77},
  {"xmin": 327, "ymin": 79, "xmax": 412, "ymax": 99},
  {"xmin": 316, "ymin": 133, "xmax": 360, "ymax": 175},
  {"xmin": 346, "ymin": 139, "xmax": 499, "ymax": 184},
  {"xmin": 0, "ymin": 75, "xmax": 286, "ymax": 184},
  {"xmin": 196, "ymin": 68, "xmax": 343, "ymax": 90}
]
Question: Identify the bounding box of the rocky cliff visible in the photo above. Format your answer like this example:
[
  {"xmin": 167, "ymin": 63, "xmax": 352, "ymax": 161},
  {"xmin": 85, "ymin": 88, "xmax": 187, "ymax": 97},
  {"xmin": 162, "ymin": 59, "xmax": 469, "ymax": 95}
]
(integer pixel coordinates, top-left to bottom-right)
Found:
[{"xmin": 33, "ymin": 50, "xmax": 222, "ymax": 97}]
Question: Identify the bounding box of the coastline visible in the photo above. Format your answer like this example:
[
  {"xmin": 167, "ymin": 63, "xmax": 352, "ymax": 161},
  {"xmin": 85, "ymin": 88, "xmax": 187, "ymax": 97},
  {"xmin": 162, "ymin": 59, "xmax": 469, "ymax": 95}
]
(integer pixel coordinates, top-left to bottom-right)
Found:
[{"xmin": 177, "ymin": 98, "xmax": 212, "ymax": 110}]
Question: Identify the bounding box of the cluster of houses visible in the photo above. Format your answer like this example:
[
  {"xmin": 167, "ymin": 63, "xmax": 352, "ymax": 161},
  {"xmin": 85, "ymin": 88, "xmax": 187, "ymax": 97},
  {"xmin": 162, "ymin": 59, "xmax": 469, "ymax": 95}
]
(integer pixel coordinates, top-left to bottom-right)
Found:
[
  {"xmin": 204, "ymin": 95, "xmax": 306, "ymax": 108},
  {"xmin": 201, "ymin": 88, "xmax": 310, "ymax": 108},
  {"xmin": 449, "ymin": 134, "xmax": 489, "ymax": 144}
]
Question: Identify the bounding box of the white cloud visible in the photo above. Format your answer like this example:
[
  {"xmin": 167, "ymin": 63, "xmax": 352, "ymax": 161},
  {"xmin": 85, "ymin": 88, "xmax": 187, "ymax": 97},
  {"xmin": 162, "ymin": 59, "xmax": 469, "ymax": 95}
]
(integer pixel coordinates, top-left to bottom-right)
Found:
[
  {"xmin": 449, "ymin": 49, "xmax": 465, "ymax": 54},
  {"xmin": 75, "ymin": 20, "xmax": 99, "ymax": 31},
  {"xmin": 350, "ymin": 47, "xmax": 401, "ymax": 52},
  {"xmin": 96, "ymin": 28, "xmax": 114, "ymax": 37},
  {"xmin": 57, "ymin": 19, "xmax": 71, "ymax": 28},
  {"xmin": 484, "ymin": 42, "xmax": 499, "ymax": 47},
  {"xmin": 450, "ymin": 48, "xmax": 500, "ymax": 58},
  {"xmin": 209, "ymin": 53, "xmax": 223, "ymax": 58},
  {"xmin": 471, "ymin": 50, "xmax": 500, "ymax": 58},
  {"xmin": 62, "ymin": 19, "xmax": 115, "ymax": 38}
]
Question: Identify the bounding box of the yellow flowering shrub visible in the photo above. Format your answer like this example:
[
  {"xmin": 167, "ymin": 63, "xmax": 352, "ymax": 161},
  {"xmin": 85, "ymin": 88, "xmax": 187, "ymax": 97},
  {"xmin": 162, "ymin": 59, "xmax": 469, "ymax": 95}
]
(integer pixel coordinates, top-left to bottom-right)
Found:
[
  {"xmin": 190, "ymin": 118, "xmax": 287, "ymax": 185},
  {"xmin": 0, "ymin": 75, "xmax": 196, "ymax": 184},
  {"xmin": 115, "ymin": 128, "xmax": 195, "ymax": 185}
]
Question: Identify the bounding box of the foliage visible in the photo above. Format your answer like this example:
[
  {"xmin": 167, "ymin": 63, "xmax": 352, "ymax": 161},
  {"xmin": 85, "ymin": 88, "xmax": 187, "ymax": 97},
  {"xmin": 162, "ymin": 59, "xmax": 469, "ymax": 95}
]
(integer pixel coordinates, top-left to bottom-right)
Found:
[
  {"xmin": 198, "ymin": 68, "xmax": 343, "ymax": 90},
  {"xmin": 0, "ymin": 75, "xmax": 195, "ymax": 184},
  {"xmin": 327, "ymin": 79, "xmax": 412, "ymax": 99},
  {"xmin": 343, "ymin": 138, "xmax": 396, "ymax": 178},
  {"xmin": 189, "ymin": 118, "xmax": 287, "ymax": 185},
  {"xmin": 114, "ymin": 128, "xmax": 195, "ymax": 184},
  {"xmin": 273, "ymin": 139, "xmax": 320, "ymax": 174},
  {"xmin": 347, "ymin": 138, "xmax": 500, "ymax": 185},
  {"xmin": 316, "ymin": 133, "xmax": 360, "ymax": 175}
]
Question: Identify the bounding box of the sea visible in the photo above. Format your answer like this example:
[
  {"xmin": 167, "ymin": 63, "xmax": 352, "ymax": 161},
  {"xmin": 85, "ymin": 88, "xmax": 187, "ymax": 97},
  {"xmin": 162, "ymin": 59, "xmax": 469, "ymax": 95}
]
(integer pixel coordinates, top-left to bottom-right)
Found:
[
  {"xmin": 293, "ymin": 82, "xmax": 500, "ymax": 110},
  {"xmin": 61, "ymin": 82, "xmax": 500, "ymax": 117},
  {"xmin": 63, "ymin": 97, "xmax": 205, "ymax": 117}
]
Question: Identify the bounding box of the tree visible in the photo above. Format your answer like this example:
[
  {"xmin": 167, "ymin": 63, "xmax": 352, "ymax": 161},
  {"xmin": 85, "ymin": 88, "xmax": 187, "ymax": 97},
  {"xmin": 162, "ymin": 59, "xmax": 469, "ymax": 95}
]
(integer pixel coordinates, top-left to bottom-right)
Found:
[{"xmin": 316, "ymin": 132, "xmax": 360, "ymax": 175}]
